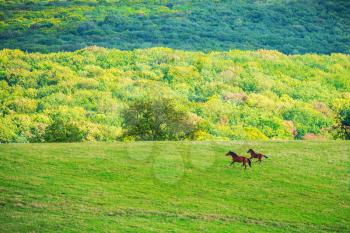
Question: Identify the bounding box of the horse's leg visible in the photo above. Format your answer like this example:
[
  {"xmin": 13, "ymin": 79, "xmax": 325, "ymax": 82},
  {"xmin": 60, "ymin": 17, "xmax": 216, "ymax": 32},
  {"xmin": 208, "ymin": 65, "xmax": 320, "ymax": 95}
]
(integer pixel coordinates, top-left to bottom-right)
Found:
[
  {"xmin": 230, "ymin": 161, "xmax": 235, "ymax": 166},
  {"xmin": 242, "ymin": 161, "xmax": 246, "ymax": 169}
]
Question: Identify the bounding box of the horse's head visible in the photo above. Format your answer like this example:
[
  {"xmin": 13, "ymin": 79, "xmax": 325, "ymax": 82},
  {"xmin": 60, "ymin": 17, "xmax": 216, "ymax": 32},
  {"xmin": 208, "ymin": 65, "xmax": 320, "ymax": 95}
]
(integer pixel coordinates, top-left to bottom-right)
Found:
[
  {"xmin": 226, "ymin": 151, "xmax": 237, "ymax": 156},
  {"xmin": 247, "ymin": 148, "xmax": 254, "ymax": 154}
]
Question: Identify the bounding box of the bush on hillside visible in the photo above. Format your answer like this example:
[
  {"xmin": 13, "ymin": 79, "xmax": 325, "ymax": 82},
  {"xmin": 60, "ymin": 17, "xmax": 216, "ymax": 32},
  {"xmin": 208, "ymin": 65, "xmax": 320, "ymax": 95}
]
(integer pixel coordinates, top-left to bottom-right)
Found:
[{"xmin": 123, "ymin": 97, "xmax": 199, "ymax": 141}]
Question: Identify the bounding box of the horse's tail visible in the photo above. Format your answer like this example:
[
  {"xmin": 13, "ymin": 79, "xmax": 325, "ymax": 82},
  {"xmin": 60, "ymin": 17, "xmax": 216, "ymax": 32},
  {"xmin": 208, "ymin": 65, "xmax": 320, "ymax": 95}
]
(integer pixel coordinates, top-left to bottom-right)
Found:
[
  {"xmin": 263, "ymin": 155, "xmax": 269, "ymax": 158},
  {"xmin": 247, "ymin": 158, "xmax": 252, "ymax": 167}
]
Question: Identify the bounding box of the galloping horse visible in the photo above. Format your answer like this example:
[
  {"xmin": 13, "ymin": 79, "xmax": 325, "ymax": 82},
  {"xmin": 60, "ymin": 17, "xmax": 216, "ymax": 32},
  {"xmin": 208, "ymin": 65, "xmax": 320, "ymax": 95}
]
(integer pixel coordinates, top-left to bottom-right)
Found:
[
  {"xmin": 247, "ymin": 149, "xmax": 269, "ymax": 163},
  {"xmin": 226, "ymin": 151, "xmax": 252, "ymax": 169}
]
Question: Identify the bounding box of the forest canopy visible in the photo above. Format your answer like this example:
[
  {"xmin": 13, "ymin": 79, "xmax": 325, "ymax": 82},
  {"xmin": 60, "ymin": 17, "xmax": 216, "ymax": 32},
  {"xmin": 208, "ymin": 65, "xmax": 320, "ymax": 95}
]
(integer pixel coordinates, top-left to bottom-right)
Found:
[
  {"xmin": 0, "ymin": 47, "xmax": 349, "ymax": 142},
  {"xmin": 0, "ymin": 0, "xmax": 349, "ymax": 54}
]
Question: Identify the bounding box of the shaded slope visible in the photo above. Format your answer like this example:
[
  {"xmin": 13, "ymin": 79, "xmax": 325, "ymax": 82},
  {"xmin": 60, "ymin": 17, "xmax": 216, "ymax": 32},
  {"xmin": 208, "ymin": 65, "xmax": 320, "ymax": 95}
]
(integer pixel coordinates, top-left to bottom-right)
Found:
[{"xmin": 0, "ymin": 0, "xmax": 349, "ymax": 54}]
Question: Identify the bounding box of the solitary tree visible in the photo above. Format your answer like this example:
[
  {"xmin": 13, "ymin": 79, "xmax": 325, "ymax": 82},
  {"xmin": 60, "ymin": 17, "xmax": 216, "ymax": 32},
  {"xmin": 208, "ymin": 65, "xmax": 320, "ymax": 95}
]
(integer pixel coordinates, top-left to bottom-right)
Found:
[
  {"xmin": 44, "ymin": 113, "xmax": 86, "ymax": 142},
  {"xmin": 122, "ymin": 97, "xmax": 198, "ymax": 140}
]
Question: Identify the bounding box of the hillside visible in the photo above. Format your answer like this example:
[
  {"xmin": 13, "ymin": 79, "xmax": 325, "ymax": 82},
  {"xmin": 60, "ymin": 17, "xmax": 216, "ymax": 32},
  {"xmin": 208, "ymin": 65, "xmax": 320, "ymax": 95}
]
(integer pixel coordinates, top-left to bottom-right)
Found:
[
  {"xmin": 0, "ymin": 0, "xmax": 349, "ymax": 54},
  {"xmin": 0, "ymin": 47, "xmax": 349, "ymax": 142},
  {"xmin": 0, "ymin": 141, "xmax": 349, "ymax": 232}
]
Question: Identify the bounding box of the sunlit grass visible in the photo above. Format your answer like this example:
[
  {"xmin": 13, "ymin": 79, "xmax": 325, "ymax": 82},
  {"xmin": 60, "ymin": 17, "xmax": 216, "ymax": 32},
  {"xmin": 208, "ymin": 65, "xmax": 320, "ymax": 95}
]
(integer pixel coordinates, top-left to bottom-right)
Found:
[{"xmin": 0, "ymin": 141, "xmax": 349, "ymax": 232}]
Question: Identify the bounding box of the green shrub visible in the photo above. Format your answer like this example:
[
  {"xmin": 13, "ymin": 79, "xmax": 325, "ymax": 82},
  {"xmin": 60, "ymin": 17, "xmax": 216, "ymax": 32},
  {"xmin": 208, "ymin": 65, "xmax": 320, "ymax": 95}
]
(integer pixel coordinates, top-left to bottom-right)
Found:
[
  {"xmin": 123, "ymin": 97, "xmax": 198, "ymax": 140},
  {"xmin": 44, "ymin": 109, "xmax": 87, "ymax": 142},
  {"xmin": 0, "ymin": 118, "xmax": 17, "ymax": 143},
  {"xmin": 44, "ymin": 117, "xmax": 86, "ymax": 142},
  {"xmin": 282, "ymin": 107, "xmax": 333, "ymax": 139},
  {"xmin": 334, "ymin": 107, "xmax": 350, "ymax": 139}
]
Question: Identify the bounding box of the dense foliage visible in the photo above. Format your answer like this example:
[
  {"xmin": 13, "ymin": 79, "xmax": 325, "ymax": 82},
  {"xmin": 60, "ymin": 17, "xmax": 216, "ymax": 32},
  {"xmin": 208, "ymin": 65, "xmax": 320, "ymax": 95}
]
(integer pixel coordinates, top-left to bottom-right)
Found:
[
  {"xmin": 0, "ymin": 47, "xmax": 349, "ymax": 142},
  {"xmin": 0, "ymin": 0, "xmax": 349, "ymax": 54}
]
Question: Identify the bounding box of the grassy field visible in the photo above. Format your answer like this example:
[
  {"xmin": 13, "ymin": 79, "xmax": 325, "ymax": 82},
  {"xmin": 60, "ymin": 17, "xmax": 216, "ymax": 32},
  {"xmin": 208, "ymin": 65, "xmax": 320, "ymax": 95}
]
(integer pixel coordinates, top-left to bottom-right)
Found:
[{"xmin": 0, "ymin": 141, "xmax": 349, "ymax": 232}]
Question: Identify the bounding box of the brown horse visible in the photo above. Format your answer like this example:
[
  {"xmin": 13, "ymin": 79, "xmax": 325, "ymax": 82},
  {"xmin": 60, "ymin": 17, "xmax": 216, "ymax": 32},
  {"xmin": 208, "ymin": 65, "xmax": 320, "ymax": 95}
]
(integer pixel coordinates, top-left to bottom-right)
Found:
[
  {"xmin": 247, "ymin": 149, "xmax": 269, "ymax": 163},
  {"xmin": 226, "ymin": 151, "xmax": 252, "ymax": 169}
]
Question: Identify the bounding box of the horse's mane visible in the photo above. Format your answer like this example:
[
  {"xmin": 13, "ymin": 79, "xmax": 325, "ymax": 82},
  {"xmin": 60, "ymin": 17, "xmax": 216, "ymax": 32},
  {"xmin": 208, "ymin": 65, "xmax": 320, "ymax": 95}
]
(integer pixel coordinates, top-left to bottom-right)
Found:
[{"xmin": 229, "ymin": 151, "xmax": 238, "ymax": 156}]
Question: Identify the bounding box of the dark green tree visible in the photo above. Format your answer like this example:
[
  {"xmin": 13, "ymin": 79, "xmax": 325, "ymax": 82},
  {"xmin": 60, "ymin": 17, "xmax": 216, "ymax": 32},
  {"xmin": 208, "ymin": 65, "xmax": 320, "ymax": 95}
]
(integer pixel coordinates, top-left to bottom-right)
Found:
[
  {"xmin": 123, "ymin": 98, "xmax": 197, "ymax": 141},
  {"xmin": 334, "ymin": 107, "xmax": 350, "ymax": 139},
  {"xmin": 44, "ymin": 114, "xmax": 86, "ymax": 142}
]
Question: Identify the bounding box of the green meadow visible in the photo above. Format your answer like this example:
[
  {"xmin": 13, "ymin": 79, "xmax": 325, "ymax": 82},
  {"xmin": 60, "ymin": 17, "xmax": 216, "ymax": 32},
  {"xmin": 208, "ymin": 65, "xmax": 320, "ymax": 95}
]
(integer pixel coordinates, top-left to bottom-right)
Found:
[{"xmin": 0, "ymin": 141, "xmax": 349, "ymax": 232}]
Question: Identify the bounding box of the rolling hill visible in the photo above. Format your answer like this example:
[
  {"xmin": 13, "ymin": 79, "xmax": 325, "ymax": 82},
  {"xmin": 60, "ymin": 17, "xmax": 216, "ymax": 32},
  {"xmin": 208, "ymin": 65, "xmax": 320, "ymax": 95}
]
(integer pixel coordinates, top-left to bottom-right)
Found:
[
  {"xmin": 0, "ymin": 0, "xmax": 349, "ymax": 54},
  {"xmin": 0, "ymin": 47, "xmax": 350, "ymax": 142}
]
